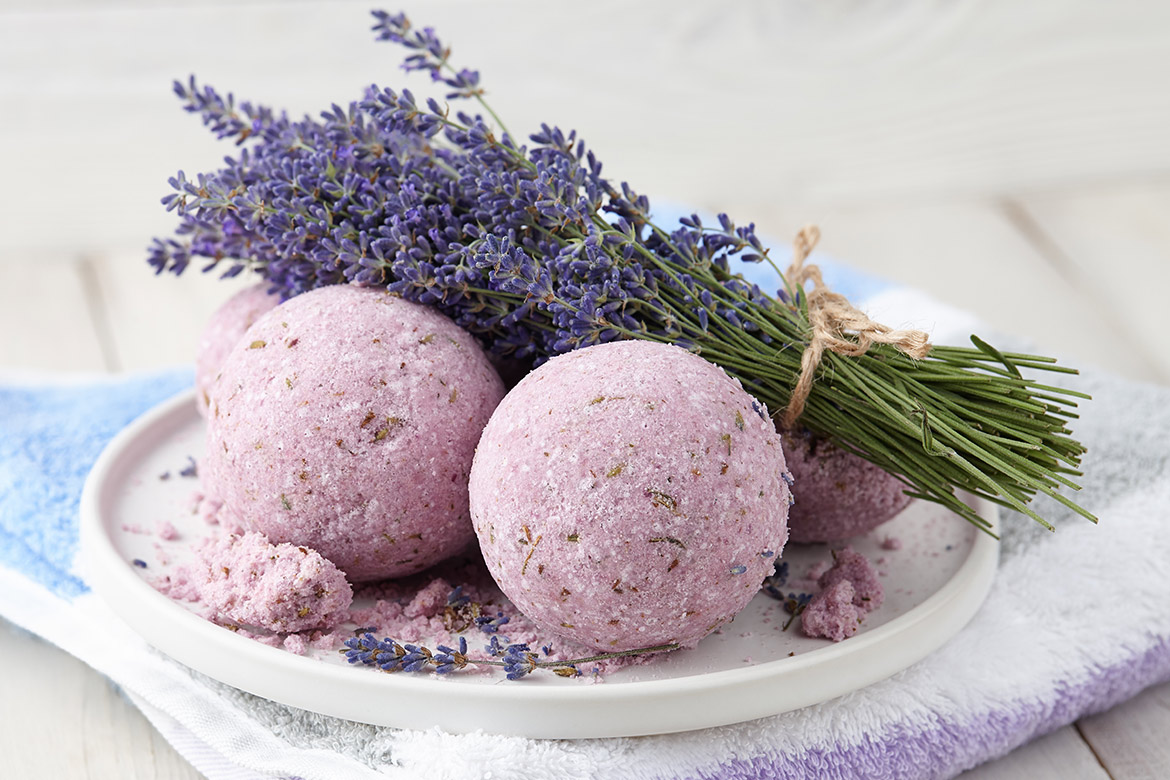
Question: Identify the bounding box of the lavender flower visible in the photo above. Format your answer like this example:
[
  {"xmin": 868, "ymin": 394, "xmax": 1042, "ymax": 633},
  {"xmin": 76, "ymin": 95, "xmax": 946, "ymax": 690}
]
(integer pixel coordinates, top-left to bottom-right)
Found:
[
  {"xmin": 179, "ymin": 456, "xmax": 199, "ymax": 478},
  {"xmin": 340, "ymin": 632, "xmax": 675, "ymax": 680},
  {"xmin": 446, "ymin": 585, "xmax": 470, "ymax": 608},
  {"xmin": 433, "ymin": 637, "xmax": 470, "ymax": 674},
  {"xmin": 147, "ymin": 8, "xmax": 1093, "ymax": 535},
  {"xmin": 761, "ymin": 561, "xmax": 792, "ymax": 601},
  {"xmin": 474, "ymin": 611, "xmax": 510, "ymax": 634}
]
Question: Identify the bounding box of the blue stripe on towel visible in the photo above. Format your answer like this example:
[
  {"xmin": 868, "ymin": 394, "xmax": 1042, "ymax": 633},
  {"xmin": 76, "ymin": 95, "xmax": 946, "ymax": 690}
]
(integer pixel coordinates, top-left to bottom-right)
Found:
[{"xmin": 0, "ymin": 370, "xmax": 192, "ymax": 598}]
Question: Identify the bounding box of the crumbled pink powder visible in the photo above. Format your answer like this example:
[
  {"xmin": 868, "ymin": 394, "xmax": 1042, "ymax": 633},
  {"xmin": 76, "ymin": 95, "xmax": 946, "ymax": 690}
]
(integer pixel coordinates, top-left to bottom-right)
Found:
[
  {"xmin": 800, "ymin": 580, "xmax": 862, "ymax": 642},
  {"xmin": 818, "ymin": 547, "xmax": 884, "ymax": 612},
  {"xmin": 881, "ymin": 536, "xmax": 902, "ymax": 551},
  {"xmin": 404, "ymin": 578, "xmax": 451, "ymax": 619},
  {"xmin": 801, "ymin": 546, "xmax": 885, "ymax": 642},
  {"xmin": 191, "ymin": 532, "xmax": 353, "ymax": 632},
  {"xmin": 807, "ymin": 560, "xmax": 831, "ymax": 580},
  {"xmin": 232, "ymin": 626, "xmax": 282, "ymax": 648},
  {"xmin": 310, "ymin": 630, "xmax": 340, "ymax": 650},
  {"xmin": 193, "ymin": 492, "xmax": 223, "ymax": 526},
  {"xmin": 152, "ymin": 542, "xmax": 171, "ymax": 567},
  {"xmin": 121, "ymin": 523, "xmax": 148, "ymax": 534},
  {"xmin": 155, "ymin": 537, "xmax": 670, "ymax": 678},
  {"xmin": 153, "ymin": 565, "xmax": 200, "ymax": 602},
  {"xmin": 283, "ymin": 633, "xmax": 310, "ymax": 655},
  {"xmin": 157, "ymin": 520, "xmax": 180, "ymax": 541}
]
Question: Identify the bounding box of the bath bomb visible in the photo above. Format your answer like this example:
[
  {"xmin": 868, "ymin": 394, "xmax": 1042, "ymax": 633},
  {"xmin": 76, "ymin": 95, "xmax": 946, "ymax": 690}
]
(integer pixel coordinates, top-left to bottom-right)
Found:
[
  {"xmin": 469, "ymin": 340, "xmax": 792, "ymax": 651},
  {"xmin": 195, "ymin": 283, "xmax": 281, "ymax": 416},
  {"xmin": 204, "ymin": 284, "xmax": 505, "ymax": 582},
  {"xmin": 781, "ymin": 429, "xmax": 912, "ymax": 543}
]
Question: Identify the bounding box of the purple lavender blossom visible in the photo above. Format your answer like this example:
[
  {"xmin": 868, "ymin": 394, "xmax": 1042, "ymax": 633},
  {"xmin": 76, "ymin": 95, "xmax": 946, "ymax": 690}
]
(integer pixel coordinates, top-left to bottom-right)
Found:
[
  {"xmin": 147, "ymin": 9, "xmax": 1093, "ymax": 537},
  {"xmin": 147, "ymin": 10, "xmax": 773, "ymax": 369}
]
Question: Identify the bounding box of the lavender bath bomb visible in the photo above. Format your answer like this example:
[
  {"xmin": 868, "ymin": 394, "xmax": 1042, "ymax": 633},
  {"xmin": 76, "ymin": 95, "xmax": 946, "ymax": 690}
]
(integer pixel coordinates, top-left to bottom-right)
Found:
[
  {"xmin": 469, "ymin": 341, "xmax": 792, "ymax": 651},
  {"xmin": 204, "ymin": 284, "xmax": 505, "ymax": 582},
  {"xmin": 781, "ymin": 430, "xmax": 911, "ymax": 543},
  {"xmin": 195, "ymin": 283, "xmax": 281, "ymax": 416}
]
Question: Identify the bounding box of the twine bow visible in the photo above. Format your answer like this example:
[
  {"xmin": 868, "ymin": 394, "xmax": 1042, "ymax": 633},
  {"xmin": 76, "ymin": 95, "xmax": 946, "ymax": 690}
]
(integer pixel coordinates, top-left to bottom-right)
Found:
[{"xmin": 781, "ymin": 225, "xmax": 933, "ymax": 428}]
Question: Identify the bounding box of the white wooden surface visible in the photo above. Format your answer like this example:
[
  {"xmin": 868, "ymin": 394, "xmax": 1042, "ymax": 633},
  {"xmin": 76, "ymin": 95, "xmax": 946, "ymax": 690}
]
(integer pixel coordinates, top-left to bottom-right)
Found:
[{"xmin": 2, "ymin": 1, "xmax": 1169, "ymax": 778}]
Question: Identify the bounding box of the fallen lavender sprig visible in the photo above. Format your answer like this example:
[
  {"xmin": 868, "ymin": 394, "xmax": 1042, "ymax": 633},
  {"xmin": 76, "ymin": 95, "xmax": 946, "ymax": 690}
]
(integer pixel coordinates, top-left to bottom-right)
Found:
[
  {"xmin": 781, "ymin": 593, "xmax": 813, "ymax": 630},
  {"xmin": 340, "ymin": 633, "xmax": 678, "ymax": 680},
  {"xmin": 178, "ymin": 456, "xmax": 199, "ymax": 478},
  {"xmin": 473, "ymin": 611, "xmax": 510, "ymax": 635},
  {"xmin": 148, "ymin": 9, "xmax": 1095, "ymax": 534}
]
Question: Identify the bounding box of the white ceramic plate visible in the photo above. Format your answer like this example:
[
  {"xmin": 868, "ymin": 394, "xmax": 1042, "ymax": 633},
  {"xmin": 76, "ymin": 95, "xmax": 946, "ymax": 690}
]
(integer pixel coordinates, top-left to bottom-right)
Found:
[{"xmin": 80, "ymin": 390, "xmax": 998, "ymax": 739}]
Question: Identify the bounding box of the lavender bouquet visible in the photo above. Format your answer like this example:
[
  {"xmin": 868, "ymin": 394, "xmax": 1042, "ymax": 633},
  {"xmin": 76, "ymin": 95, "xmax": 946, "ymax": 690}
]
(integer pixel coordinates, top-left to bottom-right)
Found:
[{"xmin": 148, "ymin": 10, "xmax": 1093, "ymax": 532}]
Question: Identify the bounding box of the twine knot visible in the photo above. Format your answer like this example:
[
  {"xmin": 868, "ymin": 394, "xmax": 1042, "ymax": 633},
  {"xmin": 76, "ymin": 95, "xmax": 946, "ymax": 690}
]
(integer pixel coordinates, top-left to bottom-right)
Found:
[{"xmin": 781, "ymin": 225, "xmax": 932, "ymax": 428}]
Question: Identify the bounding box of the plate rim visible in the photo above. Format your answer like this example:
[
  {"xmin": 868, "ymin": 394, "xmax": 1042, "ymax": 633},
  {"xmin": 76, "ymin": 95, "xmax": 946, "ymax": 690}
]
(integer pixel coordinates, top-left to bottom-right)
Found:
[{"xmin": 80, "ymin": 389, "xmax": 999, "ymax": 738}]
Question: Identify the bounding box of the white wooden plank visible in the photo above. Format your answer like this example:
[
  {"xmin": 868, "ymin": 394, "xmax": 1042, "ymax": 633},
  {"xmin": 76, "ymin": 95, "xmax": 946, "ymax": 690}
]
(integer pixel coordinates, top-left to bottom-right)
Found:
[
  {"xmin": 1078, "ymin": 680, "xmax": 1170, "ymax": 780},
  {"xmin": 957, "ymin": 725, "xmax": 1111, "ymax": 780},
  {"xmin": 0, "ymin": 621, "xmax": 202, "ymax": 780},
  {"xmin": 707, "ymin": 199, "xmax": 1158, "ymax": 382},
  {"xmin": 0, "ymin": 253, "xmax": 109, "ymax": 372},
  {"xmin": 1011, "ymin": 182, "xmax": 1170, "ymax": 383},
  {"xmin": 5, "ymin": 1, "xmax": 1170, "ymax": 255},
  {"xmin": 89, "ymin": 251, "xmax": 257, "ymax": 372}
]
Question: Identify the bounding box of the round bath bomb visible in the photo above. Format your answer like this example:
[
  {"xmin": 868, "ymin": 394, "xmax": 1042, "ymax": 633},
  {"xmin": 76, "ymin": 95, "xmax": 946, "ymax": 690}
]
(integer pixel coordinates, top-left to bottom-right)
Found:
[
  {"xmin": 469, "ymin": 340, "xmax": 792, "ymax": 651},
  {"xmin": 204, "ymin": 284, "xmax": 505, "ymax": 582},
  {"xmin": 195, "ymin": 283, "xmax": 281, "ymax": 416},
  {"xmin": 781, "ymin": 429, "xmax": 911, "ymax": 544}
]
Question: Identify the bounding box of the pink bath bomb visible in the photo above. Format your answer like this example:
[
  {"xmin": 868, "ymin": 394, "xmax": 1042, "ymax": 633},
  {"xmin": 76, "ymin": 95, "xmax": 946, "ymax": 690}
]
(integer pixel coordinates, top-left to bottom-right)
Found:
[
  {"xmin": 781, "ymin": 430, "xmax": 912, "ymax": 543},
  {"xmin": 195, "ymin": 283, "xmax": 282, "ymax": 416},
  {"xmin": 204, "ymin": 284, "xmax": 505, "ymax": 582},
  {"xmin": 469, "ymin": 341, "xmax": 792, "ymax": 652}
]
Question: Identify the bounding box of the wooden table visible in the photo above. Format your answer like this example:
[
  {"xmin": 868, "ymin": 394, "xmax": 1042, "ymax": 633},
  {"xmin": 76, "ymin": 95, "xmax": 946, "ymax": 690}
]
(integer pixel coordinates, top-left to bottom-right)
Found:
[{"xmin": 3, "ymin": 2, "xmax": 1169, "ymax": 777}]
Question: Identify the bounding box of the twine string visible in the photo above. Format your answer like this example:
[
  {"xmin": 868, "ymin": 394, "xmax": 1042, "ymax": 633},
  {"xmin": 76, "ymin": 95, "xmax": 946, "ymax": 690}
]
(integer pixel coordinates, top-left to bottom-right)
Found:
[{"xmin": 781, "ymin": 225, "xmax": 933, "ymax": 428}]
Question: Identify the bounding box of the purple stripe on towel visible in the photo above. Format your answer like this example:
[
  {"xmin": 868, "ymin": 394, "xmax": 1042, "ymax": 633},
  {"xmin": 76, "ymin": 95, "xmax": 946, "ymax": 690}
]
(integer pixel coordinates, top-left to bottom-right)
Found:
[{"xmin": 681, "ymin": 637, "xmax": 1170, "ymax": 780}]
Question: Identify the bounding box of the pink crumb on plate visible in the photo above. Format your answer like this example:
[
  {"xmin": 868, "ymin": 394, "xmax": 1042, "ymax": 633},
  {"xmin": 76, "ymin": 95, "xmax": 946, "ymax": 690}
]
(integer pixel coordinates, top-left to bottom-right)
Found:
[
  {"xmin": 156, "ymin": 520, "xmax": 179, "ymax": 540},
  {"xmin": 187, "ymin": 532, "xmax": 353, "ymax": 632},
  {"xmin": 195, "ymin": 283, "xmax": 281, "ymax": 417},
  {"xmin": 819, "ymin": 546, "xmax": 884, "ymax": 612},
  {"xmin": 469, "ymin": 340, "xmax": 792, "ymax": 652},
  {"xmin": 800, "ymin": 580, "xmax": 862, "ymax": 642},
  {"xmin": 403, "ymin": 578, "xmax": 451, "ymax": 619},
  {"xmin": 801, "ymin": 546, "xmax": 885, "ymax": 642},
  {"xmin": 202, "ymin": 285, "xmax": 505, "ymax": 582}
]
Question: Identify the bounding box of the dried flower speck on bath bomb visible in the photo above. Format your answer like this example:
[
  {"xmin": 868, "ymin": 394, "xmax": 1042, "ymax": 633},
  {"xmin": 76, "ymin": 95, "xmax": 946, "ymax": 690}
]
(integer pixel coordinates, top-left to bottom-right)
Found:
[
  {"xmin": 204, "ymin": 284, "xmax": 505, "ymax": 582},
  {"xmin": 195, "ymin": 283, "xmax": 281, "ymax": 417},
  {"xmin": 469, "ymin": 341, "xmax": 792, "ymax": 652}
]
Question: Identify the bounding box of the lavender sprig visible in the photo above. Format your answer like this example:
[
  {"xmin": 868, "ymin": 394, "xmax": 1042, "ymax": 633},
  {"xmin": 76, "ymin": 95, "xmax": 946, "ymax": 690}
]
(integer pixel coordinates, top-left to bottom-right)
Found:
[
  {"xmin": 148, "ymin": 9, "xmax": 1095, "ymax": 534},
  {"xmin": 341, "ymin": 633, "xmax": 677, "ymax": 680}
]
